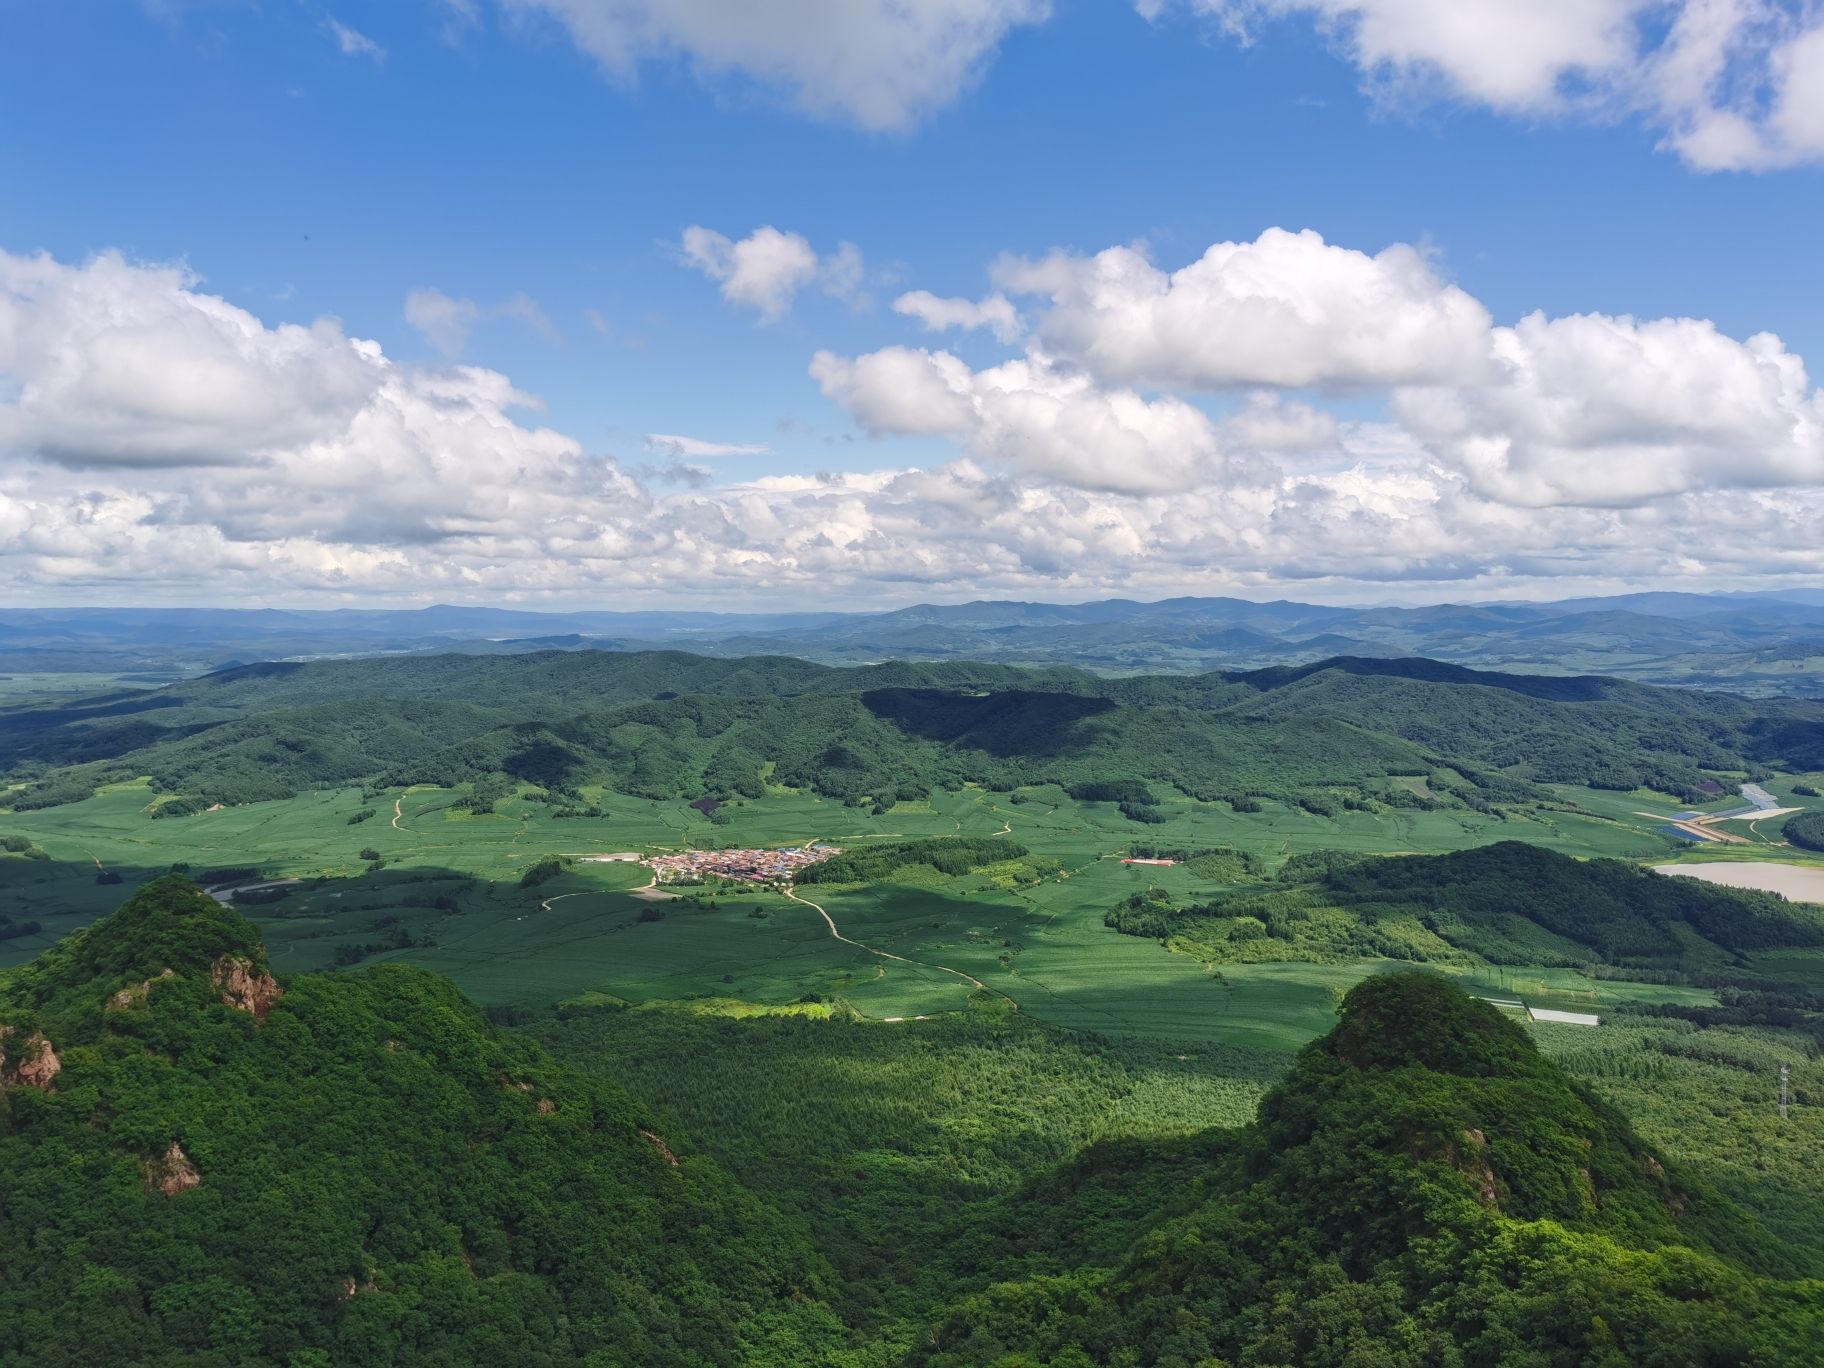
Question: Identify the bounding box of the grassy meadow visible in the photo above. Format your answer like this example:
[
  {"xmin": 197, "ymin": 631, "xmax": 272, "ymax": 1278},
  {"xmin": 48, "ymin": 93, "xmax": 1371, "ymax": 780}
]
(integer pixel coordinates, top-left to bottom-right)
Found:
[{"xmin": 8, "ymin": 772, "xmax": 1810, "ymax": 1058}]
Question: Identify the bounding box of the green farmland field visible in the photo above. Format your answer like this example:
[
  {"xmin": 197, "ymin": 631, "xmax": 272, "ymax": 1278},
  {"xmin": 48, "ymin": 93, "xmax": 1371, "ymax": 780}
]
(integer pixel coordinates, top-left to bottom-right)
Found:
[{"xmin": 5, "ymin": 774, "xmax": 1790, "ymax": 1056}]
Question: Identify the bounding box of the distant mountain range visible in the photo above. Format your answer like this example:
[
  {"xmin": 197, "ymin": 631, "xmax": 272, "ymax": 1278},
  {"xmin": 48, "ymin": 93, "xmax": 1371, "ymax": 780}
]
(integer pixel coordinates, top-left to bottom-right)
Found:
[{"xmin": 7, "ymin": 590, "xmax": 1824, "ymax": 694}]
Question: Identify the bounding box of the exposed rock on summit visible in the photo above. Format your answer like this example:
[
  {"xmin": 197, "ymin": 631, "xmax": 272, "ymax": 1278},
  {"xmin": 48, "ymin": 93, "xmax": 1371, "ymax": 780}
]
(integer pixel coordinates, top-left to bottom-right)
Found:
[
  {"xmin": 147, "ymin": 1141, "xmax": 201, "ymax": 1196},
  {"xmin": 0, "ymin": 1027, "xmax": 61, "ymax": 1091},
  {"xmin": 108, "ymin": 967, "xmax": 177, "ymax": 1011},
  {"xmin": 211, "ymin": 954, "xmax": 283, "ymax": 1020}
]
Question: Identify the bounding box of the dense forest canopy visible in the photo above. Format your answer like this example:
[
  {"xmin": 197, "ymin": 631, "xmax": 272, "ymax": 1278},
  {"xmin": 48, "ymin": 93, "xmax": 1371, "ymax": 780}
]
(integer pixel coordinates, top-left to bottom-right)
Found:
[
  {"xmin": 1107, "ymin": 841, "xmax": 1824, "ymax": 970},
  {"xmin": 911, "ymin": 973, "xmax": 1824, "ymax": 1366},
  {"xmin": 5, "ymin": 890, "xmax": 1818, "ymax": 1366},
  {"xmin": 5, "ymin": 650, "xmax": 1820, "ymax": 815},
  {"xmin": 0, "ymin": 879, "xmax": 849, "ymax": 1365}
]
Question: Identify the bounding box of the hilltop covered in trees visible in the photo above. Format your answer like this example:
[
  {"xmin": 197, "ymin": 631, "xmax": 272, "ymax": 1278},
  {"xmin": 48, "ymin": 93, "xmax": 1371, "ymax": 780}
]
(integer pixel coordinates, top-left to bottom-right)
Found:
[
  {"xmin": 7, "ymin": 894, "xmax": 1816, "ymax": 1365},
  {"xmin": 6, "ymin": 650, "xmax": 1821, "ymax": 818},
  {"xmin": 912, "ymin": 973, "xmax": 1823, "ymax": 1365},
  {"xmin": 0, "ymin": 878, "xmax": 849, "ymax": 1364},
  {"xmin": 1107, "ymin": 840, "xmax": 1824, "ymax": 970}
]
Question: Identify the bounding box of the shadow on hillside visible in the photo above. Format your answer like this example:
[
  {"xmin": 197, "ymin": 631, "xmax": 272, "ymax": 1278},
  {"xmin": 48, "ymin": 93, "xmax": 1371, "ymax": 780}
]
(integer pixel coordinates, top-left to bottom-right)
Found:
[
  {"xmin": 0, "ymin": 856, "xmax": 514, "ymax": 975},
  {"xmin": 863, "ymin": 687, "xmax": 1115, "ymax": 757},
  {"xmin": 1232, "ymin": 656, "xmax": 1619, "ymax": 703},
  {"xmin": 0, "ymin": 695, "xmax": 230, "ymax": 770}
]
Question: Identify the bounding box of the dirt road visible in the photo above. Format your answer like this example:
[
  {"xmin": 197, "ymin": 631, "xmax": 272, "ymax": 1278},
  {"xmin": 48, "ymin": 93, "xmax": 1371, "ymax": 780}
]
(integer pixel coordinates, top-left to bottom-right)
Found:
[{"xmin": 782, "ymin": 884, "xmax": 1018, "ymax": 1009}]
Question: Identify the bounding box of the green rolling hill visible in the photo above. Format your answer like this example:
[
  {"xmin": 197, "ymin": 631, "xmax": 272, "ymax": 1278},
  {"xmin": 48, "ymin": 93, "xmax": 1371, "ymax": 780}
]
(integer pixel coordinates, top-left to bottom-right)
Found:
[{"xmin": 5, "ymin": 651, "xmax": 1822, "ymax": 818}]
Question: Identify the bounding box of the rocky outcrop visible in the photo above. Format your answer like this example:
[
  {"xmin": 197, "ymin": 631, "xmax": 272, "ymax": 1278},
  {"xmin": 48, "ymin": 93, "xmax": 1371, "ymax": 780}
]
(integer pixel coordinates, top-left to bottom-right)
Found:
[
  {"xmin": 1460, "ymin": 1128, "xmax": 1499, "ymax": 1209},
  {"xmin": 210, "ymin": 955, "xmax": 283, "ymax": 1020},
  {"xmin": 640, "ymin": 1129, "xmax": 680, "ymax": 1167},
  {"xmin": 147, "ymin": 1142, "xmax": 201, "ymax": 1195},
  {"xmin": 0, "ymin": 1027, "xmax": 61, "ymax": 1091},
  {"xmin": 108, "ymin": 967, "xmax": 177, "ymax": 1011}
]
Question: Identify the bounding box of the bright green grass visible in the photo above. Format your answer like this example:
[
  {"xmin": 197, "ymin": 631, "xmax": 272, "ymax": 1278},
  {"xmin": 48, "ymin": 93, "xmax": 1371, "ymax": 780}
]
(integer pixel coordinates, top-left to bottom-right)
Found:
[
  {"xmin": 1448, "ymin": 964, "xmax": 1717, "ymax": 1011},
  {"xmin": 0, "ymin": 779, "xmax": 1762, "ymax": 1047}
]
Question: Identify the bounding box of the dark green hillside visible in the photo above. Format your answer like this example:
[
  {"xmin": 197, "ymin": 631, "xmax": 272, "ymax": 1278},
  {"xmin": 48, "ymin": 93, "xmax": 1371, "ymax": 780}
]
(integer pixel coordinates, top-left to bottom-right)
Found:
[
  {"xmin": 4, "ymin": 884, "xmax": 1817, "ymax": 1366},
  {"xmin": 1785, "ymin": 809, "xmax": 1824, "ymax": 852},
  {"xmin": 795, "ymin": 836, "xmax": 1020, "ymax": 885},
  {"xmin": 377, "ymin": 693, "xmax": 1436, "ymax": 813},
  {"xmin": 0, "ymin": 655, "xmax": 1446, "ymax": 812},
  {"xmin": 1110, "ymin": 841, "xmax": 1824, "ymax": 968},
  {"xmin": 6, "ymin": 649, "xmax": 1824, "ymax": 814},
  {"xmin": 1229, "ymin": 656, "xmax": 1822, "ymax": 791},
  {"xmin": 1318, "ymin": 842, "xmax": 1824, "ymax": 961},
  {"xmin": 915, "ymin": 974, "xmax": 1823, "ymax": 1366},
  {"xmin": 0, "ymin": 878, "xmax": 847, "ymax": 1366},
  {"xmin": 0, "ymin": 651, "xmax": 1079, "ymax": 778}
]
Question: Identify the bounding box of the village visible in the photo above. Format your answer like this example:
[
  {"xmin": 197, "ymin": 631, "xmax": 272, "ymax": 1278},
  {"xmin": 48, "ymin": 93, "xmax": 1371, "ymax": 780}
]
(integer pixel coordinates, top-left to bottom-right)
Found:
[{"xmin": 640, "ymin": 844, "xmax": 843, "ymax": 885}]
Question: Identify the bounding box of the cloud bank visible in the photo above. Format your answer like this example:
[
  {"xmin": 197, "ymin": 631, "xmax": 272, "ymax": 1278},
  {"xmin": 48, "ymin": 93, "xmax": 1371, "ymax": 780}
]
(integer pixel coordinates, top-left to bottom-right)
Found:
[
  {"xmin": 2, "ymin": 239, "xmax": 1822, "ymax": 606},
  {"xmin": 499, "ymin": 0, "xmax": 1824, "ymax": 168},
  {"xmin": 1160, "ymin": 0, "xmax": 1824, "ymax": 171},
  {"xmin": 817, "ymin": 228, "xmax": 1824, "ymax": 509}
]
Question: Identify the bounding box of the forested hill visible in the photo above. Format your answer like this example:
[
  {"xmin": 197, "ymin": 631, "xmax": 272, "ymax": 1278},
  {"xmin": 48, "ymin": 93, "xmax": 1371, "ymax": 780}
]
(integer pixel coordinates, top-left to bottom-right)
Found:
[
  {"xmin": 4, "ymin": 649, "xmax": 1822, "ymax": 813},
  {"xmin": 915, "ymin": 973, "xmax": 1824, "ymax": 1365},
  {"xmin": 1224, "ymin": 656, "xmax": 1824, "ymax": 787},
  {"xmin": 0, "ymin": 877, "xmax": 850, "ymax": 1364},
  {"xmin": 1109, "ymin": 841, "xmax": 1824, "ymax": 970},
  {"xmin": 6, "ymin": 887, "xmax": 1819, "ymax": 1364}
]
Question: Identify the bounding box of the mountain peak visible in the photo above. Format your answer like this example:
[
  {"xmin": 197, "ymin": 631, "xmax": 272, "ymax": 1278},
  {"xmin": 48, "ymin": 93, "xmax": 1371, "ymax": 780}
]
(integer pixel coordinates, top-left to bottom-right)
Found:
[
  {"xmin": 1323, "ymin": 970, "xmax": 1542, "ymax": 1079},
  {"xmin": 3, "ymin": 876, "xmax": 273, "ymax": 1025}
]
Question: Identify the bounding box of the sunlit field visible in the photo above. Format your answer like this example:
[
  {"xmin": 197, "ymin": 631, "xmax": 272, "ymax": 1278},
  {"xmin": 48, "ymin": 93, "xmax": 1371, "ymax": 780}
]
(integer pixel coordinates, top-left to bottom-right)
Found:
[{"xmin": 7, "ymin": 775, "xmax": 1793, "ymax": 1053}]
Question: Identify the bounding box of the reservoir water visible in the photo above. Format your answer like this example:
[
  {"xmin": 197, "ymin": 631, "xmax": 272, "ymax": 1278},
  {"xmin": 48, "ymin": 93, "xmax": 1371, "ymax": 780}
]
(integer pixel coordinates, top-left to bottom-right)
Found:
[{"xmin": 1655, "ymin": 861, "xmax": 1824, "ymax": 904}]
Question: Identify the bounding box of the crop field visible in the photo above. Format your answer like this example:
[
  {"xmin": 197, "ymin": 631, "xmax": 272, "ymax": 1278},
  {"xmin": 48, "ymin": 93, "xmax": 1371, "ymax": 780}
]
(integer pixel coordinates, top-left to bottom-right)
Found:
[
  {"xmin": 1550, "ymin": 779, "xmax": 1824, "ymax": 859},
  {"xmin": 0, "ymin": 672, "xmax": 169, "ymax": 701},
  {"xmin": 1, "ymin": 776, "xmax": 1799, "ymax": 1051}
]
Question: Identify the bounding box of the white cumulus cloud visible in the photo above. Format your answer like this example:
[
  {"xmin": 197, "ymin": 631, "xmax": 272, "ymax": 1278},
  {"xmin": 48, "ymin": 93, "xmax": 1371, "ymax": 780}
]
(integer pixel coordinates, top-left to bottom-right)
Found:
[
  {"xmin": 868, "ymin": 226, "xmax": 1824, "ymax": 507},
  {"xmin": 6, "ymin": 242, "xmax": 1824, "ymax": 607},
  {"xmin": 811, "ymin": 346, "xmax": 1242, "ymax": 494},
  {"xmin": 997, "ymin": 228, "xmax": 1492, "ymax": 390},
  {"xmin": 0, "ymin": 249, "xmax": 381, "ymax": 469},
  {"xmin": 680, "ymin": 225, "xmax": 865, "ymax": 322},
  {"xmin": 1161, "ymin": 1, "xmax": 1824, "ymax": 171},
  {"xmin": 893, "ymin": 290, "xmax": 1023, "ymax": 343},
  {"xmin": 498, "ymin": 0, "xmax": 1051, "ymax": 131},
  {"xmin": 1393, "ymin": 310, "xmax": 1824, "ymax": 505}
]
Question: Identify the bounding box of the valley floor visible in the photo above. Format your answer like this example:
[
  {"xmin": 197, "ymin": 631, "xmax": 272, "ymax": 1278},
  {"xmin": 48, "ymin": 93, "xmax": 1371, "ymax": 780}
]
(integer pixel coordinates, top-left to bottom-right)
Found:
[{"xmin": 6, "ymin": 775, "xmax": 1819, "ymax": 1041}]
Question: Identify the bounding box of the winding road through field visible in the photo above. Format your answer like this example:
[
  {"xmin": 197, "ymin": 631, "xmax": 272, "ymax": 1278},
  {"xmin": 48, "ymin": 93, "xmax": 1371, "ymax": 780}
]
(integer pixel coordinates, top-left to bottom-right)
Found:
[
  {"xmin": 773, "ymin": 806, "xmax": 1035, "ymax": 1011},
  {"xmin": 782, "ymin": 883, "xmax": 1019, "ymax": 1010},
  {"xmin": 538, "ymin": 890, "xmax": 595, "ymax": 914}
]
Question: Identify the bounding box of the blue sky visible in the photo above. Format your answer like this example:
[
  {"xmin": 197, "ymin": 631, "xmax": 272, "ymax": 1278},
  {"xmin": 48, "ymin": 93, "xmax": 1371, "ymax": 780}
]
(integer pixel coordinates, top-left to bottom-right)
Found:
[{"xmin": 2, "ymin": 1, "xmax": 1823, "ymax": 607}]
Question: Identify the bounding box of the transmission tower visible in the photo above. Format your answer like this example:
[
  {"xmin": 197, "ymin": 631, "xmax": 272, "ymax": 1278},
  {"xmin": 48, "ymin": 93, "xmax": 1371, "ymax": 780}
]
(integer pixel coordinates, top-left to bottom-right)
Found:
[{"xmin": 1780, "ymin": 1064, "xmax": 1790, "ymax": 1121}]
